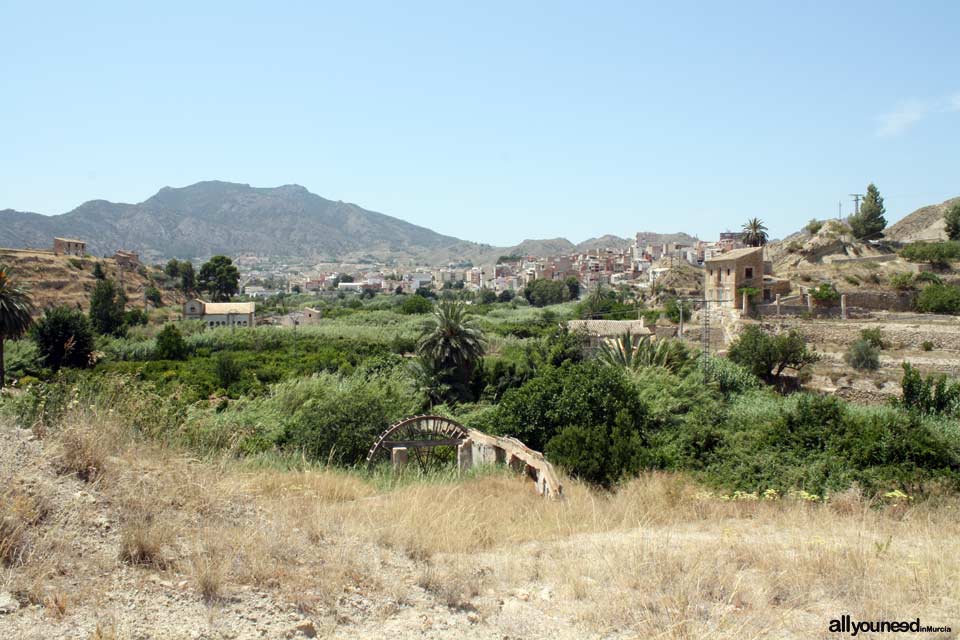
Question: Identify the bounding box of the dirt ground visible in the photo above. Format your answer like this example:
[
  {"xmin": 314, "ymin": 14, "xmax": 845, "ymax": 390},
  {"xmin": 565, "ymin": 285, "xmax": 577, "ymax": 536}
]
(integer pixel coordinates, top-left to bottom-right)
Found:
[{"xmin": 1, "ymin": 410, "xmax": 958, "ymax": 639}]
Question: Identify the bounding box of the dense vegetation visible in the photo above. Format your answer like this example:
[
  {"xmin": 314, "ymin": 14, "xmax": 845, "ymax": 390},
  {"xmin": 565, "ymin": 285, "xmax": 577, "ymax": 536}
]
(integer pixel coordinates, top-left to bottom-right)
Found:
[
  {"xmin": 3, "ymin": 285, "xmax": 960, "ymax": 499},
  {"xmin": 900, "ymin": 241, "xmax": 960, "ymax": 268}
]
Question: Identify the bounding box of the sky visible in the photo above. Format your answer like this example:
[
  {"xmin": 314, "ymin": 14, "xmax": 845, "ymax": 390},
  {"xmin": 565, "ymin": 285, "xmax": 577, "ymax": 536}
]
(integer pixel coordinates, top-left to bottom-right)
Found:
[{"xmin": 2, "ymin": 1, "xmax": 959, "ymax": 246}]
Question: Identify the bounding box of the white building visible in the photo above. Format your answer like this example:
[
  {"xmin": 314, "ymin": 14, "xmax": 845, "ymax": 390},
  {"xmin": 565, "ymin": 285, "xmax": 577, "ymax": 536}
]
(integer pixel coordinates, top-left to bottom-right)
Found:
[{"xmin": 183, "ymin": 299, "xmax": 256, "ymax": 328}]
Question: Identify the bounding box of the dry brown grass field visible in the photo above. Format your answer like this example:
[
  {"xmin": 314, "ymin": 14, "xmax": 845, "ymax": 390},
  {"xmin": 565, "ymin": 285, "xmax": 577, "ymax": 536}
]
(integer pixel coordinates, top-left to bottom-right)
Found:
[{"xmin": 1, "ymin": 406, "xmax": 958, "ymax": 639}]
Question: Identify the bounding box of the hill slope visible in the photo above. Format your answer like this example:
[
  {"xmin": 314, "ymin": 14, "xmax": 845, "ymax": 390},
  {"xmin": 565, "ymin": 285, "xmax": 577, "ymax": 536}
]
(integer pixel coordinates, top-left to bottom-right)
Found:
[
  {"xmin": 0, "ymin": 181, "xmax": 496, "ymax": 264},
  {"xmin": 0, "ymin": 249, "xmax": 176, "ymax": 314},
  {"xmin": 1, "ymin": 181, "xmax": 698, "ymax": 264},
  {"xmin": 884, "ymin": 196, "xmax": 960, "ymax": 243}
]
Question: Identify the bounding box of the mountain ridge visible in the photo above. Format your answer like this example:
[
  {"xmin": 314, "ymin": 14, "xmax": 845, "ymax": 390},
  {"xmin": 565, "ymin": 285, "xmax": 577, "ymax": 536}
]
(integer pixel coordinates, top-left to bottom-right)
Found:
[{"xmin": 1, "ymin": 181, "xmax": 691, "ymax": 264}]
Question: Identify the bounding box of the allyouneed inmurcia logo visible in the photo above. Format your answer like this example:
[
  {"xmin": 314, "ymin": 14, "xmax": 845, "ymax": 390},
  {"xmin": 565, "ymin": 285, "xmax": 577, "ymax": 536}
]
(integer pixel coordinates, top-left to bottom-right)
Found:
[{"xmin": 829, "ymin": 615, "xmax": 951, "ymax": 636}]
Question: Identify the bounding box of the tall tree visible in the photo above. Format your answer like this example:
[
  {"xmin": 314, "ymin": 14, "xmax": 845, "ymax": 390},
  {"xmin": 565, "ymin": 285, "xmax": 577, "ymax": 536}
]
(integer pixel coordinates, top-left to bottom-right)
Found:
[
  {"xmin": 945, "ymin": 202, "xmax": 960, "ymax": 241},
  {"xmin": 416, "ymin": 300, "xmax": 487, "ymax": 400},
  {"xmin": 89, "ymin": 279, "xmax": 128, "ymax": 337},
  {"xmin": 31, "ymin": 306, "xmax": 95, "ymax": 371},
  {"xmin": 180, "ymin": 261, "xmax": 196, "ymax": 294},
  {"xmin": 0, "ymin": 264, "xmax": 35, "ymax": 388},
  {"xmin": 164, "ymin": 259, "xmax": 181, "ymax": 279},
  {"xmin": 741, "ymin": 218, "xmax": 769, "ymax": 247},
  {"xmin": 198, "ymin": 256, "xmax": 239, "ymax": 302},
  {"xmin": 849, "ymin": 183, "xmax": 887, "ymax": 239}
]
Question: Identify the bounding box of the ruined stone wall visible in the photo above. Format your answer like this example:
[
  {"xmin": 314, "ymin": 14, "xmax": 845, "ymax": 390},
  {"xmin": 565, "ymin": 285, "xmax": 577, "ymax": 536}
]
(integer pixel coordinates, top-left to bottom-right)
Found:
[
  {"xmin": 760, "ymin": 317, "xmax": 960, "ymax": 351},
  {"xmin": 844, "ymin": 291, "xmax": 916, "ymax": 312}
]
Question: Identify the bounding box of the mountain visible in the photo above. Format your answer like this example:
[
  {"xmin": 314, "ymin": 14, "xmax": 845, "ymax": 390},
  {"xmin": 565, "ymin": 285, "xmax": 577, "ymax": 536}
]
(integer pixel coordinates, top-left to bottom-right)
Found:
[
  {"xmin": 502, "ymin": 238, "xmax": 577, "ymax": 257},
  {"xmin": 0, "ymin": 181, "xmax": 697, "ymax": 264},
  {"xmin": 574, "ymin": 232, "xmax": 699, "ymax": 253},
  {"xmin": 0, "ymin": 181, "xmax": 493, "ymax": 264},
  {"xmin": 884, "ymin": 196, "xmax": 959, "ymax": 244}
]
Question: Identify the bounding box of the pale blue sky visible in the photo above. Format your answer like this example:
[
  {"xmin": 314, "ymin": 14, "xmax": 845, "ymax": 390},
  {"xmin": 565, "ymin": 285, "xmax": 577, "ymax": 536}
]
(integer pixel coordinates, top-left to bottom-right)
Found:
[{"xmin": 2, "ymin": 1, "xmax": 958, "ymax": 245}]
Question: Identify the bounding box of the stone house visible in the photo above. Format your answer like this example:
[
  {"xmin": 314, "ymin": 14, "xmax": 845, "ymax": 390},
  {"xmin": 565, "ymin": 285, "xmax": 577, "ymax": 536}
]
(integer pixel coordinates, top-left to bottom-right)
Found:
[
  {"xmin": 53, "ymin": 237, "xmax": 86, "ymax": 257},
  {"xmin": 279, "ymin": 307, "xmax": 322, "ymax": 328},
  {"xmin": 183, "ymin": 299, "xmax": 255, "ymax": 328},
  {"xmin": 114, "ymin": 250, "xmax": 140, "ymax": 269},
  {"xmin": 704, "ymin": 247, "xmax": 790, "ymax": 309}
]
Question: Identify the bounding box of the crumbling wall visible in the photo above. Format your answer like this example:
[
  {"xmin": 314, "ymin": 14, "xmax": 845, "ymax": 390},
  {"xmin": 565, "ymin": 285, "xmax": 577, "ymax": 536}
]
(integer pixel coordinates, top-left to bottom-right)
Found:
[{"xmin": 760, "ymin": 318, "xmax": 960, "ymax": 351}]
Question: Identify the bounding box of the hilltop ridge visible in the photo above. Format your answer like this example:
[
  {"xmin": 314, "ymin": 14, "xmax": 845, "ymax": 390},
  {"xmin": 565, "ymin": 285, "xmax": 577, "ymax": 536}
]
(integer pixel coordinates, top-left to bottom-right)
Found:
[{"xmin": 1, "ymin": 181, "xmax": 693, "ymax": 264}]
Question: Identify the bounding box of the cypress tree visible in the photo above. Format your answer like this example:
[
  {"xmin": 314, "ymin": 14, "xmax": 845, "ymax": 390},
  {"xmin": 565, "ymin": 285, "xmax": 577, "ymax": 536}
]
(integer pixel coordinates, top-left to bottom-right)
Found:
[{"xmin": 849, "ymin": 183, "xmax": 887, "ymax": 239}]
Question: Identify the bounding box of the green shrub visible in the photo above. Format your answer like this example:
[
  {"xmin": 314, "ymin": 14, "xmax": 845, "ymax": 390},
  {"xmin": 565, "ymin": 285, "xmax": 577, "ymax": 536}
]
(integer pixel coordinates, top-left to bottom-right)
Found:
[
  {"xmin": 727, "ymin": 326, "xmax": 820, "ymax": 385},
  {"xmin": 400, "ymin": 295, "xmax": 433, "ymax": 315},
  {"xmin": 123, "ymin": 309, "xmax": 148, "ymax": 327},
  {"xmin": 805, "ymin": 219, "xmax": 823, "ymax": 235},
  {"xmin": 914, "ymin": 272, "xmax": 943, "ymax": 285},
  {"xmin": 900, "ymin": 241, "xmax": 960, "ymax": 267},
  {"xmin": 808, "ymin": 283, "xmax": 840, "ymax": 305},
  {"xmin": 844, "ymin": 339, "xmax": 880, "ymax": 371},
  {"xmin": 859, "ymin": 327, "xmax": 884, "ymax": 349},
  {"xmin": 699, "ymin": 356, "xmax": 761, "ymax": 395},
  {"xmin": 185, "ymin": 370, "xmax": 424, "ymax": 464},
  {"xmin": 672, "ymin": 393, "xmax": 960, "ymax": 495},
  {"xmin": 89, "ymin": 279, "xmax": 128, "ymax": 337},
  {"xmin": 15, "ymin": 375, "xmax": 40, "ymax": 388},
  {"xmin": 154, "ymin": 324, "xmax": 188, "ymax": 361},
  {"xmin": 523, "ymin": 279, "xmax": 573, "ymax": 307},
  {"xmin": 145, "ymin": 286, "xmax": 162, "ymax": 306},
  {"xmin": 214, "ymin": 353, "xmax": 242, "ymax": 390},
  {"xmin": 946, "ymin": 203, "xmax": 960, "ymax": 241},
  {"xmin": 2, "ymin": 339, "xmax": 44, "ymax": 381},
  {"xmin": 915, "ymin": 284, "xmax": 960, "ymax": 314},
  {"xmin": 663, "ymin": 298, "xmax": 692, "ymax": 323},
  {"xmin": 889, "ymin": 273, "xmax": 915, "ymax": 291},
  {"xmin": 922, "ymin": 341, "xmax": 934, "ymax": 352},
  {"xmin": 900, "ymin": 363, "xmax": 960, "ymax": 416},
  {"xmin": 492, "ymin": 361, "xmax": 647, "ymax": 485},
  {"xmin": 30, "ymin": 307, "xmax": 95, "ymax": 371}
]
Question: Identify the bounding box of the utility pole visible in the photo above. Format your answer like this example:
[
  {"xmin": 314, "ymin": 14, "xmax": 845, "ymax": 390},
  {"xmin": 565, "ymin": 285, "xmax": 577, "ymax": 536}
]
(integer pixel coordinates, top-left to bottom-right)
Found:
[
  {"xmin": 677, "ymin": 298, "xmax": 689, "ymax": 337},
  {"xmin": 849, "ymin": 194, "xmax": 864, "ymax": 216},
  {"xmin": 838, "ymin": 200, "xmax": 842, "ymax": 220}
]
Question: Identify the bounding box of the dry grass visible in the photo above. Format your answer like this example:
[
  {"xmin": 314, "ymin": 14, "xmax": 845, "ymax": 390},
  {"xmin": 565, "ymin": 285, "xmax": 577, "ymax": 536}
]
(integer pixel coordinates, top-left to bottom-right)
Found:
[
  {"xmin": 0, "ymin": 487, "xmax": 49, "ymax": 566},
  {"xmin": 118, "ymin": 515, "xmax": 172, "ymax": 569},
  {"xmin": 4, "ymin": 410, "xmax": 959, "ymax": 638}
]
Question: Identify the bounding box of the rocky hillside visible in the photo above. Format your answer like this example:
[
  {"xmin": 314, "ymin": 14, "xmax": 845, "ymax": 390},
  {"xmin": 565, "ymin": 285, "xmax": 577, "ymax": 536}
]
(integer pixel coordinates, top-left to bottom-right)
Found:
[
  {"xmin": 884, "ymin": 196, "xmax": 960, "ymax": 243},
  {"xmin": 767, "ymin": 220, "xmax": 895, "ymax": 272},
  {"xmin": 0, "ymin": 249, "xmax": 176, "ymax": 314},
  {"xmin": 0, "ymin": 182, "xmax": 494, "ymax": 264},
  {"xmin": 1, "ymin": 181, "xmax": 699, "ymax": 264}
]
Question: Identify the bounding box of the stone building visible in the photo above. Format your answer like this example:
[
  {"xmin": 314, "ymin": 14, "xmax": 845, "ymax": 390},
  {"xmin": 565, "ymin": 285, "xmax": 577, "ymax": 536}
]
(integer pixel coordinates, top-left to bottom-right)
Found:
[
  {"xmin": 704, "ymin": 247, "xmax": 790, "ymax": 309},
  {"xmin": 114, "ymin": 250, "xmax": 140, "ymax": 269},
  {"xmin": 53, "ymin": 237, "xmax": 86, "ymax": 257},
  {"xmin": 183, "ymin": 299, "xmax": 256, "ymax": 328}
]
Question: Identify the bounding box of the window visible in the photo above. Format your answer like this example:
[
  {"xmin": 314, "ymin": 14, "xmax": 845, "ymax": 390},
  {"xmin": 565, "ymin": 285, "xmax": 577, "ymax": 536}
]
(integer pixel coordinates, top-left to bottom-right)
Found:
[
  {"xmin": 726, "ymin": 268, "xmax": 730, "ymax": 276},
  {"xmin": 745, "ymin": 267, "xmax": 754, "ymax": 279}
]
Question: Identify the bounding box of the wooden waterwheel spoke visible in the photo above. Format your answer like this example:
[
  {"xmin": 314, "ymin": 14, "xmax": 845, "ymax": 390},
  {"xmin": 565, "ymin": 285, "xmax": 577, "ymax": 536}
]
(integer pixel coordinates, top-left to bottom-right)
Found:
[{"xmin": 366, "ymin": 415, "xmax": 469, "ymax": 471}]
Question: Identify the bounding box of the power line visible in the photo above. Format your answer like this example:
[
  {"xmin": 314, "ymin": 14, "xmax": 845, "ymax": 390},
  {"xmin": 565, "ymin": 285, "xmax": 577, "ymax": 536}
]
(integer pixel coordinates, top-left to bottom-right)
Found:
[{"xmin": 849, "ymin": 193, "xmax": 864, "ymax": 215}]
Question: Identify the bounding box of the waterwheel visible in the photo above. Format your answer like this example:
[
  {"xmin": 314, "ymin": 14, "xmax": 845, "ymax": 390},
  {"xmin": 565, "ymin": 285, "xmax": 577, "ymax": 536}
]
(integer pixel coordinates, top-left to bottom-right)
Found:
[{"xmin": 365, "ymin": 415, "xmax": 469, "ymax": 472}]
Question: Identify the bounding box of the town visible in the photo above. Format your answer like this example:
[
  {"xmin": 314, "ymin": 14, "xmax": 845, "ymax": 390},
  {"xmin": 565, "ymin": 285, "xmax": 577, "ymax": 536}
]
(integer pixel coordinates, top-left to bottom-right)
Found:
[{"xmin": 3, "ymin": 2, "xmax": 960, "ymax": 637}]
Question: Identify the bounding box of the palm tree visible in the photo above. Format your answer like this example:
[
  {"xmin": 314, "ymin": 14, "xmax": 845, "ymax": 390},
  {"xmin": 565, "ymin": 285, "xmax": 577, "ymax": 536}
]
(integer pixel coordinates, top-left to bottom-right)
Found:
[
  {"xmin": 0, "ymin": 264, "xmax": 35, "ymax": 389},
  {"xmin": 741, "ymin": 218, "xmax": 769, "ymax": 247},
  {"xmin": 598, "ymin": 331, "xmax": 691, "ymax": 373},
  {"xmin": 598, "ymin": 330, "xmax": 644, "ymax": 368},
  {"xmin": 417, "ymin": 300, "xmax": 487, "ymax": 381}
]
